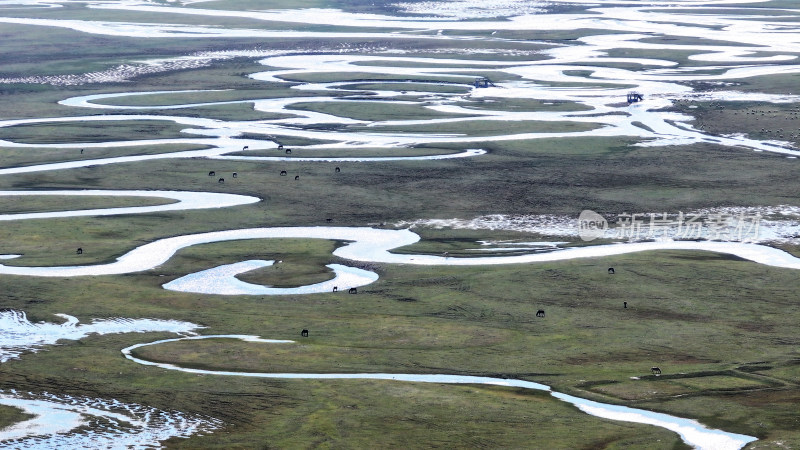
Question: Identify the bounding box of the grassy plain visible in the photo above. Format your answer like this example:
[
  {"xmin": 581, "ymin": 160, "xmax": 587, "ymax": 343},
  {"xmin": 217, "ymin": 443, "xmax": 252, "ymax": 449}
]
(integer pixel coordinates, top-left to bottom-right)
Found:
[
  {"xmin": 0, "ymin": 120, "xmax": 199, "ymax": 144},
  {"xmin": 0, "ymin": 1, "xmax": 799, "ymax": 448},
  {"xmin": 0, "ymin": 144, "xmax": 210, "ymax": 169},
  {"xmin": 0, "ymin": 195, "xmax": 173, "ymax": 214},
  {"xmin": 1, "ymin": 242, "xmax": 798, "ymax": 447},
  {"xmin": 669, "ymin": 101, "xmax": 800, "ymax": 148},
  {"xmin": 289, "ymin": 100, "xmax": 477, "ymax": 121}
]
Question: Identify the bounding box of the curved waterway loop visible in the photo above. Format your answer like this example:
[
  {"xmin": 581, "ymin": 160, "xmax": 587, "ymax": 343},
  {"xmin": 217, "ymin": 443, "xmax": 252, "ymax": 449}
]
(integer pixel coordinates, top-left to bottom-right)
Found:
[
  {"xmin": 162, "ymin": 261, "xmax": 379, "ymax": 295},
  {"xmin": 122, "ymin": 335, "xmax": 758, "ymax": 450},
  {"xmin": 0, "ymin": 112, "xmax": 491, "ymax": 168},
  {"xmin": 1, "ymin": 226, "xmax": 799, "ymax": 278},
  {"xmin": 49, "ymin": 64, "xmax": 800, "ymax": 157}
]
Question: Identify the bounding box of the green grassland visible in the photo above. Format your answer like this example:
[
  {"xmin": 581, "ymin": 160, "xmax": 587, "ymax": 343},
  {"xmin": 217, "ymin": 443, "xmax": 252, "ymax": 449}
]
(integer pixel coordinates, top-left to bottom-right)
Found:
[
  {"xmin": 461, "ymin": 98, "xmax": 594, "ymax": 113},
  {"xmin": 288, "ymin": 100, "xmax": 478, "ymax": 122},
  {"xmin": 0, "ymin": 64, "xmax": 300, "ymax": 122},
  {"xmin": 0, "ymin": 144, "xmax": 210, "ymax": 169},
  {"xmin": 0, "ymin": 120, "xmax": 201, "ymax": 144},
  {"xmin": 0, "ymin": 243, "xmax": 798, "ymax": 447},
  {"xmin": 233, "ymin": 146, "xmax": 464, "ymax": 158},
  {"xmin": 0, "ymin": 134, "xmax": 798, "ymax": 267},
  {"xmin": 142, "ymin": 103, "xmax": 294, "ymax": 122},
  {"xmin": 723, "ymin": 72, "xmax": 800, "ymax": 96},
  {"xmin": 358, "ymin": 119, "xmax": 600, "ymax": 136},
  {"xmin": 336, "ymin": 82, "xmax": 471, "ymax": 94},
  {"xmin": 0, "ymin": 2, "xmax": 298, "ymax": 30},
  {"xmin": 589, "ymin": 374, "xmax": 780, "ymax": 401},
  {"xmin": 236, "ymin": 133, "xmax": 338, "ymax": 148},
  {"xmin": 0, "ymin": 195, "xmax": 173, "ymax": 214},
  {"xmin": 278, "ymin": 71, "xmax": 477, "ymax": 85},
  {"xmin": 96, "ymin": 89, "xmax": 303, "ymax": 107},
  {"xmin": 669, "ymin": 101, "xmax": 800, "ymax": 148},
  {"xmin": 1, "ymin": 3, "xmax": 800, "ymax": 448},
  {"xmin": 0, "ymin": 405, "xmax": 32, "ymax": 429}
]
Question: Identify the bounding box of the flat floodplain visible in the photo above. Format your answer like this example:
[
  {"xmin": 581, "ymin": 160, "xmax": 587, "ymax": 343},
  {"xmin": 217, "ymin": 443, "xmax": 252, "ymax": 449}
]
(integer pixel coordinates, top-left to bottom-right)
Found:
[{"xmin": 0, "ymin": 0, "xmax": 799, "ymax": 448}]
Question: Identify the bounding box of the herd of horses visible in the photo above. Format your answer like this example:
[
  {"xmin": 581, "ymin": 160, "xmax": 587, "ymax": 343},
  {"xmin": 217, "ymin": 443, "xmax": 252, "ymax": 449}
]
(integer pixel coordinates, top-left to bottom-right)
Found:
[
  {"xmin": 139, "ymin": 188, "xmax": 658, "ymax": 373},
  {"xmin": 206, "ymin": 145, "xmax": 345, "ymax": 182},
  {"xmin": 207, "ymin": 164, "xmax": 342, "ymax": 182},
  {"xmin": 331, "ymin": 286, "xmax": 358, "ymax": 294},
  {"xmin": 202, "ymin": 140, "xmax": 354, "ymax": 185}
]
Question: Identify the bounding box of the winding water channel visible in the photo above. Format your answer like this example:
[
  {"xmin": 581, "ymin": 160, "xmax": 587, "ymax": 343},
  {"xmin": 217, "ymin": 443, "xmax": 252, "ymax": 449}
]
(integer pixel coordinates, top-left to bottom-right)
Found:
[{"xmin": 1, "ymin": 0, "xmax": 798, "ymax": 447}]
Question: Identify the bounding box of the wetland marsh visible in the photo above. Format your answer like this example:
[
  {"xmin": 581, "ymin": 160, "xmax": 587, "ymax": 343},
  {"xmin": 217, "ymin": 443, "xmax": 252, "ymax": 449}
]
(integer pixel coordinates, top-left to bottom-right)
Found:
[{"xmin": 0, "ymin": 0, "xmax": 799, "ymax": 448}]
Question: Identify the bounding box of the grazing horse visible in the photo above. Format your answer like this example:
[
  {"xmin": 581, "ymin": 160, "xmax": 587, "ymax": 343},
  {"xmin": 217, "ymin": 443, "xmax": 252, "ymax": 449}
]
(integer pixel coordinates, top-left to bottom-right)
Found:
[
  {"xmin": 208, "ymin": 171, "xmax": 215, "ymax": 176},
  {"xmin": 301, "ymin": 329, "xmax": 309, "ymax": 337},
  {"xmin": 349, "ymin": 287, "xmax": 357, "ymax": 294},
  {"xmin": 76, "ymin": 247, "xmax": 83, "ymax": 255},
  {"xmin": 333, "ymin": 286, "xmax": 338, "ymax": 292},
  {"xmin": 278, "ymin": 144, "xmax": 284, "ymax": 150},
  {"xmin": 294, "ymin": 175, "xmax": 299, "ymax": 180},
  {"xmin": 326, "ymin": 218, "xmax": 332, "ymax": 223},
  {"xmin": 335, "ymin": 167, "xmax": 341, "ymax": 173},
  {"xmin": 218, "ymin": 178, "xmax": 224, "ymax": 183},
  {"xmin": 536, "ymin": 309, "xmax": 545, "ymax": 317},
  {"xmin": 651, "ymin": 367, "xmax": 661, "ymax": 375},
  {"xmin": 608, "ymin": 267, "xmax": 615, "ymax": 274},
  {"xmin": 285, "ymin": 149, "xmax": 292, "ymax": 154},
  {"xmin": 242, "ymin": 145, "xmax": 249, "ymax": 150},
  {"xmin": 232, "ymin": 172, "xmax": 238, "ymax": 178},
  {"xmin": 280, "ymin": 170, "xmax": 287, "ymax": 176}
]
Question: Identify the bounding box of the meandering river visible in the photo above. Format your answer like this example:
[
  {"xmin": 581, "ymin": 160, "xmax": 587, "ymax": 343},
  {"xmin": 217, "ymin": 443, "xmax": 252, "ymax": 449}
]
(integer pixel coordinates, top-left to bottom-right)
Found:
[{"xmin": 1, "ymin": 0, "xmax": 798, "ymax": 447}]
